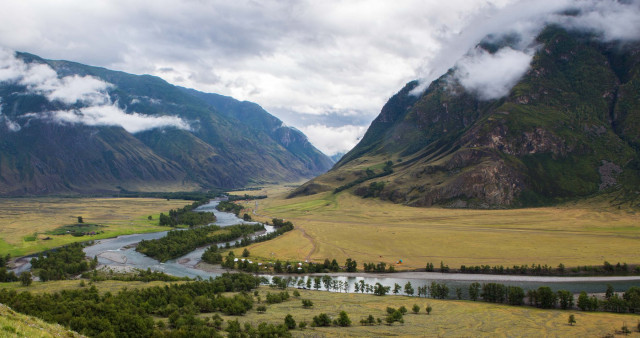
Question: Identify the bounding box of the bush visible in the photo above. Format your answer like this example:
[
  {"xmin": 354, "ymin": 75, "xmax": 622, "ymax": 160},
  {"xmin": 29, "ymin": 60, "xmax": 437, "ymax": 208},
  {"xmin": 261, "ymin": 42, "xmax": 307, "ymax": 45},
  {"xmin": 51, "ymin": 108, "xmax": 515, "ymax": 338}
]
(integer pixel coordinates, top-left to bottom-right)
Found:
[
  {"xmin": 302, "ymin": 299, "xmax": 314, "ymax": 308},
  {"xmin": 284, "ymin": 314, "xmax": 296, "ymax": 330},
  {"xmin": 312, "ymin": 313, "xmax": 331, "ymax": 327},
  {"xmin": 337, "ymin": 311, "xmax": 351, "ymax": 327},
  {"xmin": 412, "ymin": 304, "xmax": 420, "ymax": 314}
]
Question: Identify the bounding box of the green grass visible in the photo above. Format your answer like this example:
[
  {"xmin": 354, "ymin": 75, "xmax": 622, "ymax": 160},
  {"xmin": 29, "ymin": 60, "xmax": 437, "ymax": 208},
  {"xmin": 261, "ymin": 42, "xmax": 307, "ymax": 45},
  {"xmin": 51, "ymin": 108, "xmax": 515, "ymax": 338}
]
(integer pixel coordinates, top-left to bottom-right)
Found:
[
  {"xmin": 0, "ymin": 303, "xmax": 82, "ymax": 338},
  {"xmin": 0, "ymin": 197, "xmax": 190, "ymax": 257}
]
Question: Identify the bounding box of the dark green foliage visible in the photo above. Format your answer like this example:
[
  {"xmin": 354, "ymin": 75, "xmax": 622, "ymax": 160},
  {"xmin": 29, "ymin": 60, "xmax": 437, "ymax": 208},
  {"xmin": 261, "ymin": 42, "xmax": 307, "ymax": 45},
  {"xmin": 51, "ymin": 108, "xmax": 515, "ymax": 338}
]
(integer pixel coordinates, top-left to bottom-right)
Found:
[
  {"xmin": 312, "ymin": 313, "xmax": 331, "ymax": 327},
  {"xmin": 137, "ymin": 223, "xmax": 264, "ymax": 262},
  {"xmin": 469, "ymin": 282, "xmax": 480, "ymax": 301},
  {"xmin": 201, "ymin": 244, "xmax": 223, "ymax": 264},
  {"xmin": 373, "ymin": 283, "xmax": 390, "ymax": 296},
  {"xmin": 0, "ymin": 254, "xmax": 10, "ymax": 268},
  {"xmin": 412, "ymin": 304, "xmax": 420, "ymax": 314},
  {"xmin": 19, "ymin": 272, "xmax": 32, "ymax": 286},
  {"xmin": 507, "ymin": 286, "xmax": 525, "ymax": 306},
  {"xmin": 216, "ymin": 201, "xmax": 244, "ymax": 216},
  {"xmin": 30, "ymin": 243, "xmax": 96, "ymax": 281},
  {"xmin": 557, "ymin": 290, "xmax": 574, "ymax": 310},
  {"xmin": 385, "ymin": 308, "xmax": 404, "ymax": 325},
  {"xmin": 363, "ymin": 262, "xmax": 394, "ymax": 273},
  {"xmin": 345, "ymin": 258, "xmax": 357, "ymax": 272},
  {"xmin": 301, "ymin": 299, "xmax": 313, "ymax": 308},
  {"xmin": 256, "ymin": 305, "xmax": 267, "ymax": 313},
  {"xmin": 430, "ymin": 282, "xmax": 449, "ymax": 299},
  {"xmin": 265, "ymin": 292, "xmax": 290, "ymax": 304},
  {"xmin": 284, "ymin": 314, "xmax": 296, "ymax": 330},
  {"xmin": 0, "ymin": 268, "xmax": 17, "ymax": 283},
  {"xmin": 404, "ymin": 282, "xmax": 414, "ymax": 296},
  {"xmin": 568, "ymin": 314, "xmax": 576, "ymax": 326},
  {"xmin": 159, "ymin": 200, "xmax": 215, "ymax": 227},
  {"xmin": 337, "ymin": 311, "xmax": 351, "ymax": 326},
  {"xmin": 535, "ymin": 287, "xmax": 558, "ymax": 309},
  {"xmin": 0, "ymin": 273, "xmax": 260, "ymax": 337}
]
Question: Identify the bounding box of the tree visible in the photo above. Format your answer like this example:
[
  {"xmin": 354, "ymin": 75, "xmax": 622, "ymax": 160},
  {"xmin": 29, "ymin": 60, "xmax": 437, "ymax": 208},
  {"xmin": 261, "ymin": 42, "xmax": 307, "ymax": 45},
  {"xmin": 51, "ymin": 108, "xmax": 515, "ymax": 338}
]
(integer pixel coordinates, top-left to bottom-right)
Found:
[
  {"xmin": 373, "ymin": 283, "xmax": 390, "ymax": 296},
  {"xmin": 456, "ymin": 287, "xmax": 463, "ymax": 300},
  {"xmin": 302, "ymin": 299, "xmax": 313, "ymax": 308},
  {"xmin": 77, "ymin": 216, "xmax": 84, "ymax": 223},
  {"xmin": 469, "ymin": 282, "xmax": 480, "ymax": 301},
  {"xmin": 577, "ymin": 292, "xmax": 590, "ymax": 311},
  {"xmin": 536, "ymin": 287, "xmax": 557, "ymax": 309},
  {"xmin": 337, "ymin": 311, "xmax": 351, "ymax": 326},
  {"xmin": 147, "ymin": 215, "xmax": 152, "ymax": 220},
  {"xmin": 284, "ymin": 314, "xmax": 296, "ymax": 330},
  {"xmin": 312, "ymin": 313, "xmax": 331, "ymax": 327},
  {"xmin": 557, "ymin": 290, "xmax": 574, "ymax": 310},
  {"xmin": 568, "ymin": 314, "xmax": 576, "ymax": 326},
  {"xmin": 606, "ymin": 284, "xmax": 614, "ymax": 300},
  {"xmin": 426, "ymin": 305, "xmax": 432, "ymax": 315},
  {"xmin": 20, "ymin": 272, "xmax": 32, "ymax": 286},
  {"xmin": 345, "ymin": 258, "xmax": 357, "ymax": 272},
  {"xmin": 412, "ymin": 304, "xmax": 420, "ymax": 314},
  {"xmin": 242, "ymin": 248, "xmax": 250, "ymax": 257},
  {"xmin": 393, "ymin": 283, "xmax": 401, "ymax": 294},
  {"xmin": 404, "ymin": 282, "xmax": 414, "ymax": 296}
]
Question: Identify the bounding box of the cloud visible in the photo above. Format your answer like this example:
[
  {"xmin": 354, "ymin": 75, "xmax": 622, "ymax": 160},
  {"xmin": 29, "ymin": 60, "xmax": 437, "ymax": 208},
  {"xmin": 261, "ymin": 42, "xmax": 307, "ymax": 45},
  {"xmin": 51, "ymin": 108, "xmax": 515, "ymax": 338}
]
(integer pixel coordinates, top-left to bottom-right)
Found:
[
  {"xmin": 0, "ymin": 48, "xmax": 191, "ymax": 133},
  {"xmin": 1, "ymin": 0, "xmax": 639, "ymax": 153},
  {"xmin": 414, "ymin": 0, "xmax": 640, "ymax": 99},
  {"xmin": 454, "ymin": 47, "xmax": 535, "ymax": 100},
  {"xmin": 299, "ymin": 124, "xmax": 368, "ymax": 155},
  {"xmin": 48, "ymin": 104, "xmax": 191, "ymax": 133}
]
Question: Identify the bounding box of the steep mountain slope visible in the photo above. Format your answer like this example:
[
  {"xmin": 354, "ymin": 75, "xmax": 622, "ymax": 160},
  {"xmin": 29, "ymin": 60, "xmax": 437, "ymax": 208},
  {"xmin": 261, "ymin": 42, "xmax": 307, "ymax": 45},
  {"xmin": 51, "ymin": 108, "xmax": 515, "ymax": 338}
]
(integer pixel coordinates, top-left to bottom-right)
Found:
[
  {"xmin": 0, "ymin": 52, "xmax": 332, "ymax": 195},
  {"xmin": 293, "ymin": 26, "xmax": 640, "ymax": 207}
]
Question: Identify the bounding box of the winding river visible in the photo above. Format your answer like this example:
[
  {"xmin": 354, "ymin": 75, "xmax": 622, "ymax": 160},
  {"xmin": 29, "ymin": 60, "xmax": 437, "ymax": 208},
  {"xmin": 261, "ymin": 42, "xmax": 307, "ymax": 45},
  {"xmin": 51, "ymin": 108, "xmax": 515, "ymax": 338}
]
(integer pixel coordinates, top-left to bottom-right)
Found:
[{"xmin": 16, "ymin": 200, "xmax": 640, "ymax": 296}]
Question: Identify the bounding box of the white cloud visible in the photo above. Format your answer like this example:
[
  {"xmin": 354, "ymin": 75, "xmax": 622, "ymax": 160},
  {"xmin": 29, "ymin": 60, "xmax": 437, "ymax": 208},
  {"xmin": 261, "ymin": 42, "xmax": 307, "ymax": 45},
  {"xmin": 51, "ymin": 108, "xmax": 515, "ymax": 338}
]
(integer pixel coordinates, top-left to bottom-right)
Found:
[
  {"xmin": 299, "ymin": 124, "xmax": 367, "ymax": 155},
  {"xmin": 454, "ymin": 47, "xmax": 534, "ymax": 100},
  {"xmin": 1, "ymin": 0, "xmax": 639, "ymax": 151},
  {"xmin": 0, "ymin": 48, "xmax": 191, "ymax": 133},
  {"xmin": 49, "ymin": 104, "xmax": 191, "ymax": 133}
]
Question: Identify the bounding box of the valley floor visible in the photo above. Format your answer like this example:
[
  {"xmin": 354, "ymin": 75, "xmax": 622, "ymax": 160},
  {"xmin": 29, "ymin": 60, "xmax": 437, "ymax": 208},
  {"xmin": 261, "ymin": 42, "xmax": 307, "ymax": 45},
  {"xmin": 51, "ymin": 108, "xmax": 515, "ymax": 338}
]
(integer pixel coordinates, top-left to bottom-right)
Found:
[{"xmin": 232, "ymin": 186, "xmax": 640, "ymax": 271}]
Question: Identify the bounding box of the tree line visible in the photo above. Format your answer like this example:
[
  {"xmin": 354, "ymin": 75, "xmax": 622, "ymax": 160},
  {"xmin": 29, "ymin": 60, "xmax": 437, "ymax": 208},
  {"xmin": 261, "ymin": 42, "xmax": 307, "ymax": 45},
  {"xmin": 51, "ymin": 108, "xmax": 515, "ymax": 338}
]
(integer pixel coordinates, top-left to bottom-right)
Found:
[
  {"xmin": 30, "ymin": 243, "xmax": 97, "ymax": 281},
  {"xmin": 0, "ymin": 273, "xmax": 261, "ymax": 337},
  {"xmin": 158, "ymin": 200, "xmax": 216, "ymax": 227},
  {"xmin": 136, "ymin": 223, "xmax": 264, "ymax": 262}
]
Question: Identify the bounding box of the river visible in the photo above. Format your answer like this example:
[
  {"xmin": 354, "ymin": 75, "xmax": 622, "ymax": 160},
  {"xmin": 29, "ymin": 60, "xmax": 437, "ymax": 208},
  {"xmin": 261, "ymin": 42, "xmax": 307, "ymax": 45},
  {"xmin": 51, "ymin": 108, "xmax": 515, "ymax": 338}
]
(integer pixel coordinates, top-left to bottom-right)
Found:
[{"xmin": 15, "ymin": 200, "xmax": 640, "ymax": 296}]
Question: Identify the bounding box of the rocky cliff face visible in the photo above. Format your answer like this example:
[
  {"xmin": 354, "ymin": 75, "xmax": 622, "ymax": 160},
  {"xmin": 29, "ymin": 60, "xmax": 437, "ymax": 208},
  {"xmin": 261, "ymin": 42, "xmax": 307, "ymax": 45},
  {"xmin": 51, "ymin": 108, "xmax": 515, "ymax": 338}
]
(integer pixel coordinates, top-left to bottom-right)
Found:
[{"xmin": 294, "ymin": 26, "xmax": 640, "ymax": 207}]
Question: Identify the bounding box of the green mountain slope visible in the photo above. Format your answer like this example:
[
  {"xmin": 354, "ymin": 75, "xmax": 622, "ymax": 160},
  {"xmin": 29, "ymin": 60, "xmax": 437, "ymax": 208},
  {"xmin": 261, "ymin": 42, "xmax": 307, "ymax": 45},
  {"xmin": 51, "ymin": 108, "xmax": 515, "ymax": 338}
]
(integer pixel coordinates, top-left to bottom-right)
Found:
[
  {"xmin": 0, "ymin": 53, "xmax": 332, "ymax": 195},
  {"xmin": 294, "ymin": 26, "xmax": 640, "ymax": 207}
]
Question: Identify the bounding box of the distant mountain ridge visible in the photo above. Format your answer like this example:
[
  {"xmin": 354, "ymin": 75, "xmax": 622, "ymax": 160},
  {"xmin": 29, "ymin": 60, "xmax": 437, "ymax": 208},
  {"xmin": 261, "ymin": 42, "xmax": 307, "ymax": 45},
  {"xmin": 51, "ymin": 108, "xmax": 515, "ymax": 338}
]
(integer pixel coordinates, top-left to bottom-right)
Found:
[
  {"xmin": 292, "ymin": 26, "xmax": 640, "ymax": 207},
  {"xmin": 0, "ymin": 52, "xmax": 332, "ymax": 195}
]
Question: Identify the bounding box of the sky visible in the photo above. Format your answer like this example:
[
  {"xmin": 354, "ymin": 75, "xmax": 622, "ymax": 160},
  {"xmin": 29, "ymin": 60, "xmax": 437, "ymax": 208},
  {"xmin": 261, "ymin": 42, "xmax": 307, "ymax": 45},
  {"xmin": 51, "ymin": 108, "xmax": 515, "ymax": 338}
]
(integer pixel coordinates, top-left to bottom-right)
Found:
[{"xmin": 1, "ymin": 0, "xmax": 639, "ymax": 155}]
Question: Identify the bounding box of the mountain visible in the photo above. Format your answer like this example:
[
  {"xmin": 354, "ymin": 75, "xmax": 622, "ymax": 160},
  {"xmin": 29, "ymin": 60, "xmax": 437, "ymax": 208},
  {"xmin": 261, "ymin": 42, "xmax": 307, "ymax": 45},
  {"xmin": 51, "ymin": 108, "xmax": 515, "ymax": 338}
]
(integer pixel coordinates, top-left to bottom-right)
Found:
[
  {"xmin": 291, "ymin": 26, "xmax": 640, "ymax": 207},
  {"xmin": 330, "ymin": 152, "xmax": 345, "ymax": 163},
  {"xmin": 0, "ymin": 52, "xmax": 332, "ymax": 195}
]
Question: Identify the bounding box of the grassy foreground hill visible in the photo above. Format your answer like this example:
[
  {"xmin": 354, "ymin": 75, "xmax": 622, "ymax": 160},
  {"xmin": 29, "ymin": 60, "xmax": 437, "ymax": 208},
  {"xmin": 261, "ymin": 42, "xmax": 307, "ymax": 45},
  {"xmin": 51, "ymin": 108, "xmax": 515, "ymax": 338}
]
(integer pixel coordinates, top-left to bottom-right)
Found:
[
  {"xmin": 0, "ymin": 303, "xmax": 83, "ymax": 337},
  {"xmin": 293, "ymin": 26, "xmax": 640, "ymax": 208}
]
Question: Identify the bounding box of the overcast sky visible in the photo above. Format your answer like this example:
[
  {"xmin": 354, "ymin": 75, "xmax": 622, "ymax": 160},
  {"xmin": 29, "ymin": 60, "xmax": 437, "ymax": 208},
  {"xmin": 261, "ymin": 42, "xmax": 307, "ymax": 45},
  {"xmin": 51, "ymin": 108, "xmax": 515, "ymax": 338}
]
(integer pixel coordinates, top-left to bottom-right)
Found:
[{"xmin": 1, "ymin": 0, "xmax": 638, "ymax": 155}]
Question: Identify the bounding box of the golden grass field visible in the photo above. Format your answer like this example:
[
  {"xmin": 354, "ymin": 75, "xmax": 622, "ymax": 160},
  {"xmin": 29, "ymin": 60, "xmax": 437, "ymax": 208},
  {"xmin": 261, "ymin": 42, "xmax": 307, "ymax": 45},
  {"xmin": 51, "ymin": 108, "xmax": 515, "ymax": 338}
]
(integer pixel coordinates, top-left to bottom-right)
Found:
[
  {"xmin": 225, "ymin": 286, "xmax": 640, "ymax": 337},
  {"xmin": 232, "ymin": 186, "xmax": 640, "ymax": 270},
  {"xmin": 0, "ymin": 198, "xmax": 189, "ymax": 257}
]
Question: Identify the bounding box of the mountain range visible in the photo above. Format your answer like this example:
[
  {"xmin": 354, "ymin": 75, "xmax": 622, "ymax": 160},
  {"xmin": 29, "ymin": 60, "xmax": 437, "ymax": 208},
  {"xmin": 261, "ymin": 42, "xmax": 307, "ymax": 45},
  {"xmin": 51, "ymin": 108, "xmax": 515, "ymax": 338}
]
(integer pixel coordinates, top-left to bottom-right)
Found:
[
  {"xmin": 0, "ymin": 52, "xmax": 332, "ymax": 196},
  {"xmin": 292, "ymin": 26, "xmax": 640, "ymax": 207}
]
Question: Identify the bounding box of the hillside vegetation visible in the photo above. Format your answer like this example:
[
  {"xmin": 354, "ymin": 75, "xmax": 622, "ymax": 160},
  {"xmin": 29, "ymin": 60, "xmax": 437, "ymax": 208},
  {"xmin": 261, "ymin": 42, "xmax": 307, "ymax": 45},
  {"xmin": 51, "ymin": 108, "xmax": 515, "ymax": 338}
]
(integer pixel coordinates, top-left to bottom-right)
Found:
[{"xmin": 294, "ymin": 26, "xmax": 640, "ymax": 208}]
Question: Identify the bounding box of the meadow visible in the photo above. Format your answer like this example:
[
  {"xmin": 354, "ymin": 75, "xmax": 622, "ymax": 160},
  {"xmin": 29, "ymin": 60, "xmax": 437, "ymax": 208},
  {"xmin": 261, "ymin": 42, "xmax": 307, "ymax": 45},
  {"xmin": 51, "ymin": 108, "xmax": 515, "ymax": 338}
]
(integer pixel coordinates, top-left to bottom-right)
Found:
[
  {"xmin": 0, "ymin": 197, "xmax": 188, "ymax": 256},
  {"xmin": 2, "ymin": 278, "xmax": 637, "ymax": 337},
  {"xmin": 232, "ymin": 186, "xmax": 640, "ymax": 271},
  {"xmin": 227, "ymin": 286, "xmax": 640, "ymax": 337}
]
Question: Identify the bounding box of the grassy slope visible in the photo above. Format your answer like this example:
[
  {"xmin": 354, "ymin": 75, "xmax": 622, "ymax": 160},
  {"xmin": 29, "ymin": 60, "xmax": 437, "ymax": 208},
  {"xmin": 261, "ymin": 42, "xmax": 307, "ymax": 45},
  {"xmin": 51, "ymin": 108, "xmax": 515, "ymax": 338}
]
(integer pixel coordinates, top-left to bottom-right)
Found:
[
  {"xmin": 232, "ymin": 186, "xmax": 640, "ymax": 270},
  {"xmin": 0, "ymin": 303, "xmax": 83, "ymax": 338},
  {"xmin": 0, "ymin": 198, "xmax": 189, "ymax": 256}
]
